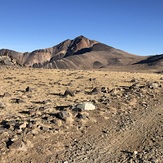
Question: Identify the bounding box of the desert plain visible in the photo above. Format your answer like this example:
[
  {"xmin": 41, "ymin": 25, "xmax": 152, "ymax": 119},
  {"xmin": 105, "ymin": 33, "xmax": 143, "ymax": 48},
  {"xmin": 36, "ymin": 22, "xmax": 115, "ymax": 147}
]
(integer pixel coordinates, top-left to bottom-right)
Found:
[{"xmin": 0, "ymin": 67, "xmax": 163, "ymax": 162}]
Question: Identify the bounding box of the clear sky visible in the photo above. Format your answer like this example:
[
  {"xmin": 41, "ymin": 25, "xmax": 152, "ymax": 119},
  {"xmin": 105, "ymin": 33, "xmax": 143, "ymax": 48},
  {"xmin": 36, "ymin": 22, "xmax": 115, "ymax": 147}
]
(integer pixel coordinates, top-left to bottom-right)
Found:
[{"xmin": 0, "ymin": 0, "xmax": 163, "ymax": 55}]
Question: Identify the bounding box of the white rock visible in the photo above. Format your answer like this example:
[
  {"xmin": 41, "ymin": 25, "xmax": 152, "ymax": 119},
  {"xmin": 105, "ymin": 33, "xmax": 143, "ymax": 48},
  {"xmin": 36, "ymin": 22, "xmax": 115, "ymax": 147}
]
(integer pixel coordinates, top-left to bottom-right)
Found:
[
  {"xmin": 19, "ymin": 121, "xmax": 28, "ymax": 130},
  {"xmin": 76, "ymin": 102, "xmax": 95, "ymax": 111},
  {"xmin": 133, "ymin": 151, "xmax": 138, "ymax": 155},
  {"xmin": 148, "ymin": 82, "xmax": 160, "ymax": 89}
]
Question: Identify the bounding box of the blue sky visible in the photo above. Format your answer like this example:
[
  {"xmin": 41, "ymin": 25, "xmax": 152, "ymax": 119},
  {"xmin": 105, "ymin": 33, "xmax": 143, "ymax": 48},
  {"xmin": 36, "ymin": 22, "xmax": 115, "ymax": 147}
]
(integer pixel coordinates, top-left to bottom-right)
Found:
[{"xmin": 0, "ymin": 0, "xmax": 163, "ymax": 55}]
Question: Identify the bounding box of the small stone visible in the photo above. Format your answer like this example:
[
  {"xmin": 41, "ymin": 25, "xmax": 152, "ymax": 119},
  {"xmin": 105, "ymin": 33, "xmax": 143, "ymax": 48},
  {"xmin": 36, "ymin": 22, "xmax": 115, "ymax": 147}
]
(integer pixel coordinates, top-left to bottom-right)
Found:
[
  {"xmin": 91, "ymin": 87, "xmax": 100, "ymax": 95},
  {"xmin": 101, "ymin": 87, "xmax": 109, "ymax": 93},
  {"xmin": 12, "ymin": 98, "xmax": 24, "ymax": 104},
  {"xmin": 39, "ymin": 126, "xmax": 49, "ymax": 131},
  {"xmin": 76, "ymin": 113, "xmax": 87, "ymax": 119},
  {"xmin": 1, "ymin": 120, "xmax": 13, "ymax": 129},
  {"xmin": 63, "ymin": 89, "xmax": 74, "ymax": 97},
  {"xmin": 19, "ymin": 121, "xmax": 28, "ymax": 130},
  {"xmin": 56, "ymin": 111, "xmax": 70, "ymax": 121},
  {"xmin": 19, "ymin": 110, "xmax": 30, "ymax": 115},
  {"xmin": 110, "ymin": 88, "xmax": 119, "ymax": 96},
  {"xmin": 31, "ymin": 129, "xmax": 39, "ymax": 135},
  {"xmin": 6, "ymin": 138, "xmax": 14, "ymax": 148},
  {"xmin": 25, "ymin": 86, "xmax": 32, "ymax": 92},
  {"xmin": 38, "ymin": 107, "xmax": 47, "ymax": 111},
  {"xmin": 133, "ymin": 151, "xmax": 138, "ymax": 155},
  {"xmin": 130, "ymin": 78, "xmax": 139, "ymax": 82},
  {"xmin": 89, "ymin": 78, "xmax": 96, "ymax": 81},
  {"xmin": 147, "ymin": 82, "xmax": 161, "ymax": 89},
  {"xmin": 0, "ymin": 101, "xmax": 5, "ymax": 108},
  {"xmin": 3, "ymin": 92, "xmax": 11, "ymax": 97}
]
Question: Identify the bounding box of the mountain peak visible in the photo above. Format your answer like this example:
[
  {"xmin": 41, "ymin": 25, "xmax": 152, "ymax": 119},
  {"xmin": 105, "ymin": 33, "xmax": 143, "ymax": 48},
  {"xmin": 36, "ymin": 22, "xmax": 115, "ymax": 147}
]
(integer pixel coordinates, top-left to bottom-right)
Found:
[
  {"xmin": 73, "ymin": 35, "xmax": 90, "ymax": 42},
  {"xmin": 75, "ymin": 35, "xmax": 87, "ymax": 38},
  {"xmin": 62, "ymin": 35, "xmax": 97, "ymax": 57}
]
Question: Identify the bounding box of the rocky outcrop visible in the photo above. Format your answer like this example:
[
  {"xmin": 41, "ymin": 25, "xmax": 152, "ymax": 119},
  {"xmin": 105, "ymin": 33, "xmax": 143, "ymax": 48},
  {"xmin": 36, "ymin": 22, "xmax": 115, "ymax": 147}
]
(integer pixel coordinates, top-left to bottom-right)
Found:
[{"xmin": 0, "ymin": 55, "xmax": 18, "ymax": 66}]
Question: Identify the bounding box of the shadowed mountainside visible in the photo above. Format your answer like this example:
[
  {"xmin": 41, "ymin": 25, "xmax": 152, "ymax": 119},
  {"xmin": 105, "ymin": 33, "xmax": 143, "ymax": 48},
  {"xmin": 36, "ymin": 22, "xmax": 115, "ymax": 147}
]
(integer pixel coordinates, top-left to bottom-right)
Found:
[{"xmin": 135, "ymin": 54, "xmax": 163, "ymax": 66}]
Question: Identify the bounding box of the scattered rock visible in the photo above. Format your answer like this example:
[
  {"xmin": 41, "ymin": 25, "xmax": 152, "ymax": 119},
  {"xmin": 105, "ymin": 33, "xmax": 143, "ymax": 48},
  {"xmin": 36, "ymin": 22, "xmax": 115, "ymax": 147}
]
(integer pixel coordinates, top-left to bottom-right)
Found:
[
  {"xmin": 19, "ymin": 121, "xmax": 28, "ymax": 130},
  {"xmin": 76, "ymin": 113, "xmax": 88, "ymax": 119},
  {"xmin": 12, "ymin": 98, "xmax": 25, "ymax": 104},
  {"xmin": 89, "ymin": 78, "xmax": 96, "ymax": 81},
  {"xmin": 25, "ymin": 86, "xmax": 32, "ymax": 92},
  {"xmin": 56, "ymin": 105, "xmax": 72, "ymax": 111},
  {"xmin": 0, "ymin": 120, "xmax": 10, "ymax": 129},
  {"xmin": 147, "ymin": 82, "xmax": 161, "ymax": 89},
  {"xmin": 31, "ymin": 128, "xmax": 39, "ymax": 135},
  {"xmin": 74, "ymin": 102, "xmax": 96, "ymax": 111},
  {"xmin": 32, "ymin": 99, "xmax": 51, "ymax": 104},
  {"xmin": 0, "ymin": 101, "xmax": 5, "ymax": 108},
  {"xmin": 110, "ymin": 88, "xmax": 120, "ymax": 96},
  {"xmin": 85, "ymin": 87, "xmax": 100, "ymax": 95},
  {"xmin": 63, "ymin": 89, "xmax": 74, "ymax": 97},
  {"xmin": 91, "ymin": 87, "xmax": 100, "ymax": 95},
  {"xmin": 63, "ymin": 161, "xmax": 69, "ymax": 163},
  {"xmin": 133, "ymin": 150, "xmax": 138, "ymax": 155},
  {"xmin": 2, "ymin": 92, "xmax": 11, "ymax": 97},
  {"xmin": 6, "ymin": 138, "xmax": 14, "ymax": 148},
  {"xmin": 130, "ymin": 78, "xmax": 139, "ymax": 82},
  {"xmin": 19, "ymin": 110, "xmax": 31, "ymax": 115},
  {"xmin": 98, "ymin": 95, "xmax": 109, "ymax": 105},
  {"xmin": 0, "ymin": 56, "xmax": 14, "ymax": 66},
  {"xmin": 38, "ymin": 107, "xmax": 47, "ymax": 111},
  {"xmin": 56, "ymin": 111, "xmax": 70, "ymax": 121},
  {"xmin": 101, "ymin": 87, "xmax": 109, "ymax": 93},
  {"xmin": 39, "ymin": 126, "xmax": 50, "ymax": 131}
]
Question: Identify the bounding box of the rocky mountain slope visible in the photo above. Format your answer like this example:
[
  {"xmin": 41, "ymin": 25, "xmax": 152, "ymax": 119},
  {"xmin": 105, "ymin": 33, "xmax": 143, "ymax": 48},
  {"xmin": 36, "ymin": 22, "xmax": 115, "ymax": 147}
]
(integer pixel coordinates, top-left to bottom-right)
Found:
[{"xmin": 0, "ymin": 36, "xmax": 145, "ymax": 69}]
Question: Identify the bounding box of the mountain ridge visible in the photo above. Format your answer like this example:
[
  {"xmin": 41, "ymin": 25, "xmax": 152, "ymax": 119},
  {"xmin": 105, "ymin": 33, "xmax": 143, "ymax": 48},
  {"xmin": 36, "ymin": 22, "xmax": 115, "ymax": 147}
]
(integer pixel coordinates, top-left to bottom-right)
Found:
[{"xmin": 0, "ymin": 35, "xmax": 162, "ymax": 69}]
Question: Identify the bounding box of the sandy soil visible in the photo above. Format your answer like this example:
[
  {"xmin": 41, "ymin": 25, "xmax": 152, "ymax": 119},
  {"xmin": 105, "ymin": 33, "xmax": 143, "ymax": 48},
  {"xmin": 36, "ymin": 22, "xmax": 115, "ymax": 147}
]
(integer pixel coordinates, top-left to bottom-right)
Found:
[{"xmin": 0, "ymin": 67, "xmax": 162, "ymax": 163}]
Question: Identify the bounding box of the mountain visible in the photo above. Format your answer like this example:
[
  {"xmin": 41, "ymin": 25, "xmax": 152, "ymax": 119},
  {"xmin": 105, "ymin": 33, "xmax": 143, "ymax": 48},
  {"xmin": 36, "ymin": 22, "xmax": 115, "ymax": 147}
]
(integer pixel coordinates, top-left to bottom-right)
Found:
[
  {"xmin": 0, "ymin": 36, "xmax": 96, "ymax": 67},
  {"xmin": 0, "ymin": 35, "xmax": 156, "ymax": 69}
]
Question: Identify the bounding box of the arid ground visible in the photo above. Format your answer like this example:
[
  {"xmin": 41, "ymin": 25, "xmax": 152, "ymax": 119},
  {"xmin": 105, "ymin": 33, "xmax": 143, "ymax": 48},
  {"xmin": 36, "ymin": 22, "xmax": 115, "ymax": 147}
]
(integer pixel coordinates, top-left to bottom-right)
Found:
[{"xmin": 0, "ymin": 67, "xmax": 162, "ymax": 162}]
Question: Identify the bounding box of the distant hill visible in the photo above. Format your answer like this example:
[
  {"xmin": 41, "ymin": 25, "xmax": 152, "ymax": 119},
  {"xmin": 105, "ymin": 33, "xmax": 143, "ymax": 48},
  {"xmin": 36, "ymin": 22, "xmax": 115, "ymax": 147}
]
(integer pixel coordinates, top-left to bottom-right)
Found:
[
  {"xmin": 135, "ymin": 54, "xmax": 163, "ymax": 66},
  {"xmin": 0, "ymin": 35, "xmax": 161, "ymax": 70}
]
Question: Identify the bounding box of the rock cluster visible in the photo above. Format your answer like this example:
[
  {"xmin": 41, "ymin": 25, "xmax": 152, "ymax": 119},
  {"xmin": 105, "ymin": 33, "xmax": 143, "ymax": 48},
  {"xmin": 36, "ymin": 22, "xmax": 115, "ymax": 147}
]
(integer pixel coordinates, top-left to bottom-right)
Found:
[{"xmin": 0, "ymin": 56, "xmax": 17, "ymax": 66}]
